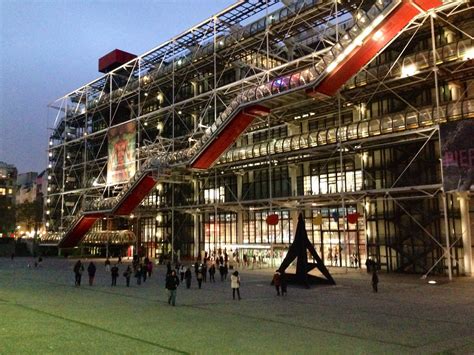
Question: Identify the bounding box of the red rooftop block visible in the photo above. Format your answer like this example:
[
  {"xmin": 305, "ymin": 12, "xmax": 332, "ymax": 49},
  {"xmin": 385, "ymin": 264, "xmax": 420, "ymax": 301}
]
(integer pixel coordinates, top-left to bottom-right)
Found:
[{"xmin": 99, "ymin": 49, "xmax": 137, "ymax": 73}]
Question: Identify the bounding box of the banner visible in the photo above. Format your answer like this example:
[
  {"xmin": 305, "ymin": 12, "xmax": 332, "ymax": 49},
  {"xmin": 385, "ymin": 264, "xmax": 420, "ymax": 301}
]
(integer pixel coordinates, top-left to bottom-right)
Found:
[
  {"xmin": 439, "ymin": 119, "xmax": 474, "ymax": 192},
  {"xmin": 107, "ymin": 122, "xmax": 136, "ymax": 184}
]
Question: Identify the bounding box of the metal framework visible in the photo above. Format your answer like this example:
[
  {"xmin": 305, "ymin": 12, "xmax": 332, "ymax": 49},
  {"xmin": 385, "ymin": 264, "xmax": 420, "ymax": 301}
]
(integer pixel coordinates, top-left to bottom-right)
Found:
[{"xmin": 45, "ymin": 0, "xmax": 474, "ymax": 276}]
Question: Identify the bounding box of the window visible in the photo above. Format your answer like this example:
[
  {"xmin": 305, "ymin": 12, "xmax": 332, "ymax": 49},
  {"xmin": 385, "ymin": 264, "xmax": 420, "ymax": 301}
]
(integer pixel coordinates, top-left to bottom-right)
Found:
[{"xmin": 204, "ymin": 187, "xmax": 225, "ymax": 204}]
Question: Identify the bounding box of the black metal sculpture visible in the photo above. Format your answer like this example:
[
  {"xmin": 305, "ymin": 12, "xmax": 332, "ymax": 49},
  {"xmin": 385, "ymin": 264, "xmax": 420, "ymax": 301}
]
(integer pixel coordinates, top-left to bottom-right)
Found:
[{"xmin": 277, "ymin": 213, "xmax": 336, "ymax": 287}]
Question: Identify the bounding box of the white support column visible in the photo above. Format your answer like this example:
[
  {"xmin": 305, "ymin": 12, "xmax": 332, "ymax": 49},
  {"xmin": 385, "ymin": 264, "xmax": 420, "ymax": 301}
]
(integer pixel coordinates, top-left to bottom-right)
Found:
[
  {"xmin": 193, "ymin": 178, "xmax": 200, "ymax": 258},
  {"xmin": 458, "ymin": 192, "xmax": 472, "ymax": 276},
  {"xmin": 193, "ymin": 214, "xmax": 200, "ymax": 260},
  {"xmin": 289, "ymin": 164, "xmax": 297, "ymax": 197},
  {"xmin": 237, "ymin": 174, "xmax": 243, "ymax": 245}
]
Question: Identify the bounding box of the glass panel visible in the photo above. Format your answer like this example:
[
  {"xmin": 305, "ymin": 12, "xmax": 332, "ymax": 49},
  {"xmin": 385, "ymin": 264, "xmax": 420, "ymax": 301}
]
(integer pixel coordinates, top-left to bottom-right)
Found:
[
  {"xmin": 381, "ymin": 116, "xmax": 392, "ymax": 133},
  {"xmin": 405, "ymin": 111, "xmax": 418, "ymax": 127},
  {"xmin": 358, "ymin": 121, "xmax": 369, "ymax": 138},
  {"xmin": 369, "ymin": 119, "xmax": 381, "ymax": 136},
  {"xmin": 347, "ymin": 123, "xmax": 358, "ymax": 139},
  {"xmin": 275, "ymin": 139, "xmax": 284, "ymax": 153},
  {"xmin": 309, "ymin": 132, "xmax": 318, "ymax": 147},
  {"xmin": 392, "ymin": 113, "xmax": 405, "ymax": 131},
  {"xmin": 327, "ymin": 127, "xmax": 337, "ymax": 143},
  {"xmin": 418, "ymin": 108, "xmax": 433, "ymax": 126},
  {"xmin": 317, "ymin": 130, "xmax": 327, "ymax": 145}
]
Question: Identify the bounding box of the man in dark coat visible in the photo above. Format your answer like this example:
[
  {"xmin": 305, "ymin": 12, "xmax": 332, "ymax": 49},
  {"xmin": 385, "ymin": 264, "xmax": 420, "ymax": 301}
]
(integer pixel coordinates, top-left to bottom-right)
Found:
[
  {"xmin": 87, "ymin": 261, "xmax": 96, "ymax": 286},
  {"xmin": 73, "ymin": 260, "xmax": 84, "ymax": 286},
  {"xmin": 111, "ymin": 264, "xmax": 119, "ymax": 286},
  {"xmin": 165, "ymin": 270, "xmax": 180, "ymax": 306}
]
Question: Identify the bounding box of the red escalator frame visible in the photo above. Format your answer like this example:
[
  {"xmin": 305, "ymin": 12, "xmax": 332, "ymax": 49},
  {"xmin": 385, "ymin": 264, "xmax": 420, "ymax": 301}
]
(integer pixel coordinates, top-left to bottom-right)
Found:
[
  {"xmin": 57, "ymin": 214, "xmax": 103, "ymax": 248},
  {"xmin": 114, "ymin": 173, "xmax": 157, "ymax": 216},
  {"xmin": 307, "ymin": 0, "xmax": 443, "ymax": 97},
  {"xmin": 191, "ymin": 105, "xmax": 270, "ymax": 170}
]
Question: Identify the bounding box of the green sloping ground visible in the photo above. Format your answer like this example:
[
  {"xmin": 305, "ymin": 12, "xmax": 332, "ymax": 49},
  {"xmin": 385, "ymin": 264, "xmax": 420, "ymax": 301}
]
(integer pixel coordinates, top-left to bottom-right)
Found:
[{"xmin": 1, "ymin": 258, "xmax": 473, "ymax": 354}]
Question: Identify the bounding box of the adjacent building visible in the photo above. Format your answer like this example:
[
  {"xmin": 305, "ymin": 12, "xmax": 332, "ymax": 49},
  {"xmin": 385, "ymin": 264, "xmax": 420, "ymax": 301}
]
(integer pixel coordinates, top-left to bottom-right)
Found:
[{"xmin": 0, "ymin": 161, "xmax": 17, "ymax": 238}]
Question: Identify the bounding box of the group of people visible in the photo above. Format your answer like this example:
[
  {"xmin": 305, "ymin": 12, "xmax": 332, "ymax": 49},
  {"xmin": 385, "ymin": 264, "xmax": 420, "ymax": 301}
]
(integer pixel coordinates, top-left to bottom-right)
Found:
[
  {"xmin": 73, "ymin": 256, "xmax": 154, "ymax": 287},
  {"xmin": 164, "ymin": 264, "xmax": 243, "ymax": 306},
  {"xmin": 73, "ymin": 255, "xmax": 379, "ymax": 308}
]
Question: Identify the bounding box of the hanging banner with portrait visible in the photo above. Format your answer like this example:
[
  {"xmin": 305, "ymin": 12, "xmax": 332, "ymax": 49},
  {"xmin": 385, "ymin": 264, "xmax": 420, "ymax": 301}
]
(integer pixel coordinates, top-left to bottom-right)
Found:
[
  {"xmin": 439, "ymin": 119, "xmax": 474, "ymax": 192},
  {"xmin": 107, "ymin": 122, "xmax": 136, "ymax": 184}
]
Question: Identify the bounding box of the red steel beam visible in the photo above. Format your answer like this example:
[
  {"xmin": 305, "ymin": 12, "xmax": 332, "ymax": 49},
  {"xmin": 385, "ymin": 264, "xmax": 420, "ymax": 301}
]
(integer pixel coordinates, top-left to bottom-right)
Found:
[
  {"xmin": 58, "ymin": 214, "xmax": 102, "ymax": 248},
  {"xmin": 308, "ymin": 0, "xmax": 443, "ymax": 97},
  {"xmin": 114, "ymin": 173, "xmax": 157, "ymax": 215},
  {"xmin": 191, "ymin": 105, "xmax": 270, "ymax": 170}
]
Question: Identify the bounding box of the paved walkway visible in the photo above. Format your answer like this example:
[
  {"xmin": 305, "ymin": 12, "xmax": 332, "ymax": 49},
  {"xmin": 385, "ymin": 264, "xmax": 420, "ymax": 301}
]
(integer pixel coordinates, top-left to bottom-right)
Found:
[{"xmin": 0, "ymin": 257, "xmax": 473, "ymax": 354}]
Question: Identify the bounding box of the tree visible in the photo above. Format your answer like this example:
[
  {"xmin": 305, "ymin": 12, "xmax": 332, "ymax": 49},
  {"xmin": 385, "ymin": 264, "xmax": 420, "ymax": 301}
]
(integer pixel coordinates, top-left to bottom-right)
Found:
[
  {"xmin": 0, "ymin": 197, "xmax": 15, "ymax": 237},
  {"xmin": 16, "ymin": 199, "xmax": 43, "ymax": 237}
]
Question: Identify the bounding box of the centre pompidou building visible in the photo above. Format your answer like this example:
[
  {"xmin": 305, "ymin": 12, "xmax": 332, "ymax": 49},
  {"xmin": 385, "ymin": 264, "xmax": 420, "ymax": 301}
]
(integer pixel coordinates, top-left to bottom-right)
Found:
[{"xmin": 45, "ymin": 0, "xmax": 474, "ymax": 277}]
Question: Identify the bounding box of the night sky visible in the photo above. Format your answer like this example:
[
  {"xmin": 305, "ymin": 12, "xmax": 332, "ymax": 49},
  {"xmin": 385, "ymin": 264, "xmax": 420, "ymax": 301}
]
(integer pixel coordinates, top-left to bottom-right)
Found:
[{"xmin": 0, "ymin": 0, "xmax": 234, "ymax": 174}]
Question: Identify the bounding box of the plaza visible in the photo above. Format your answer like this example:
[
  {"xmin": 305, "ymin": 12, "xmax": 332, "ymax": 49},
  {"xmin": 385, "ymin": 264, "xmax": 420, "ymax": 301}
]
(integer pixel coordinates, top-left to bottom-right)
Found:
[{"xmin": 1, "ymin": 257, "xmax": 473, "ymax": 354}]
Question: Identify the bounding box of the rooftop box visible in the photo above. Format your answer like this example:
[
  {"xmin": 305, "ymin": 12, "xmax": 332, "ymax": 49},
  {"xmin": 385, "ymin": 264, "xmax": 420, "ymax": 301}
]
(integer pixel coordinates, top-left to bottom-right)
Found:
[{"xmin": 98, "ymin": 49, "xmax": 137, "ymax": 73}]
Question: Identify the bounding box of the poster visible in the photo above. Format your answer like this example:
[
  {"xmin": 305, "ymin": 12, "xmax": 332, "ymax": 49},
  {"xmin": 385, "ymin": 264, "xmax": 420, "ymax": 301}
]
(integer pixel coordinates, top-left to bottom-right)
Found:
[
  {"xmin": 439, "ymin": 119, "xmax": 474, "ymax": 192},
  {"xmin": 107, "ymin": 122, "xmax": 136, "ymax": 184}
]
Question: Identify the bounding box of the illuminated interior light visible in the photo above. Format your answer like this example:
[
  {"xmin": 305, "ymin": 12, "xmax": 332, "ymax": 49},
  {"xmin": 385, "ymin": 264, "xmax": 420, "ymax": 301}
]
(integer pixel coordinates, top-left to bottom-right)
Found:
[
  {"xmin": 373, "ymin": 30, "xmax": 384, "ymax": 41},
  {"xmin": 49, "ymin": 141, "xmax": 53, "ymax": 146},
  {"xmin": 144, "ymin": 122, "xmax": 148, "ymax": 126},
  {"xmin": 144, "ymin": 92, "xmax": 148, "ymax": 96},
  {"xmin": 428, "ymin": 280, "xmax": 437, "ymax": 284},
  {"xmin": 49, "ymin": 152, "xmax": 53, "ymax": 157},
  {"xmin": 463, "ymin": 47, "xmax": 474, "ymax": 61},
  {"xmin": 130, "ymin": 213, "xmax": 135, "ymax": 219},
  {"xmin": 178, "ymin": 110, "xmax": 182, "ymax": 114},
  {"xmin": 326, "ymin": 61, "xmax": 339, "ymax": 73},
  {"xmin": 401, "ymin": 63, "xmax": 418, "ymax": 77},
  {"xmin": 48, "ymin": 163, "xmax": 52, "ymax": 168}
]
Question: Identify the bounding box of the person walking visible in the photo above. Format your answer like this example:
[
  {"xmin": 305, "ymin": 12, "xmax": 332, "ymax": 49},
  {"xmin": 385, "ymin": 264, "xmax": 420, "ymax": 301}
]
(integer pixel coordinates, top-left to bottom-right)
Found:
[
  {"xmin": 105, "ymin": 258, "xmax": 111, "ymax": 272},
  {"xmin": 219, "ymin": 264, "xmax": 225, "ymax": 282},
  {"xmin": 197, "ymin": 266, "xmax": 203, "ymax": 289},
  {"xmin": 209, "ymin": 264, "xmax": 216, "ymax": 282},
  {"xmin": 372, "ymin": 269, "xmax": 379, "ymax": 293},
  {"xmin": 111, "ymin": 264, "xmax": 119, "ymax": 286},
  {"xmin": 87, "ymin": 261, "xmax": 96, "ymax": 286},
  {"xmin": 179, "ymin": 264, "xmax": 185, "ymax": 282},
  {"xmin": 123, "ymin": 266, "xmax": 132, "ymax": 287},
  {"xmin": 272, "ymin": 271, "xmax": 281, "ymax": 296},
  {"xmin": 73, "ymin": 260, "xmax": 84, "ymax": 287},
  {"xmin": 142, "ymin": 263, "xmax": 147, "ymax": 283},
  {"xmin": 280, "ymin": 270, "xmax": 288, "ymax": 296},
  {"xmin": 135, "ymin": 265, "xmax": 142, "ymax": 285},
  {"xmin": 223, "ymin": 264, "xmax": 228, "ymax": 280},
  {"xmin": 165, "ymin": 270, "xmax": 180, "ymax": 306},
  {"xmin": 147, "ymin": 261, "xmax": 153, "ymax": 278},
  {"xmin": 185, "ymin": 267, "xmax": 192, "ymax": 289},
  {"xmin": 202, "ymin": 262, "xmax": 207, "ymax": 282},
  {"xmin": 231, "ymin": 270, "xmax": 241, "ymax": 300}
]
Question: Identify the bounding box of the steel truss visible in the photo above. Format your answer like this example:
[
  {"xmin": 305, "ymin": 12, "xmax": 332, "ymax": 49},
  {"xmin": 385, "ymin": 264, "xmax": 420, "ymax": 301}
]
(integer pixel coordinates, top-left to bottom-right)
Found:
[{"xmin": 46, "ymin": 0, "xmax": 473, "ymax": 275}]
